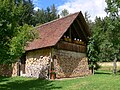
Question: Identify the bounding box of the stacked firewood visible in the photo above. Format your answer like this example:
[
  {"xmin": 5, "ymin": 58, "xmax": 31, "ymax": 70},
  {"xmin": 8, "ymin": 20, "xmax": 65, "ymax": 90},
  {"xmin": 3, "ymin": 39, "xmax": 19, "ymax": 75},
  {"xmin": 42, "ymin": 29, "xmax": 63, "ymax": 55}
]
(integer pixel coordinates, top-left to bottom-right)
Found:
[{"xmin": 25, "ymin": 56, "xmax": 50, "ymax": 78}]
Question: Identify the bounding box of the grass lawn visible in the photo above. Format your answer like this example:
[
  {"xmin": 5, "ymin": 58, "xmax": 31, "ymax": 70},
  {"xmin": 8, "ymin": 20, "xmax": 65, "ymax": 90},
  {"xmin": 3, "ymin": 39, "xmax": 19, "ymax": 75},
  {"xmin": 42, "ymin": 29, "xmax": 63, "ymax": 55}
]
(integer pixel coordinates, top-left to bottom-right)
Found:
[{"xmin": 0, "ymin": 71, "xmax": 120, "ymax": 90}]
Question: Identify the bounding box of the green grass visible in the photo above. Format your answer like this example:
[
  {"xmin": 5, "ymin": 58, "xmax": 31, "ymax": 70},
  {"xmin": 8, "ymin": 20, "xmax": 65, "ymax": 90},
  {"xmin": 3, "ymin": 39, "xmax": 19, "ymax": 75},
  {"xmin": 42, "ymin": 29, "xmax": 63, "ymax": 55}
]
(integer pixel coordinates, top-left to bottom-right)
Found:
[{"xmin": 0, "ymin": 71, "xmax": 120, "ymax": 90}]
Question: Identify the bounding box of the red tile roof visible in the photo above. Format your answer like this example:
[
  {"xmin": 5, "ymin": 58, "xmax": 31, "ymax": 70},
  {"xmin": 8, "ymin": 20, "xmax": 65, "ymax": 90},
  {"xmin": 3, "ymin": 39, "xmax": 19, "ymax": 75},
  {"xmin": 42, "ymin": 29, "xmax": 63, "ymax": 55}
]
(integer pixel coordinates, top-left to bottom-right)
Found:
[{"xmin": 25, "ymin": 12, "xmax": 88, "ymax": 51}]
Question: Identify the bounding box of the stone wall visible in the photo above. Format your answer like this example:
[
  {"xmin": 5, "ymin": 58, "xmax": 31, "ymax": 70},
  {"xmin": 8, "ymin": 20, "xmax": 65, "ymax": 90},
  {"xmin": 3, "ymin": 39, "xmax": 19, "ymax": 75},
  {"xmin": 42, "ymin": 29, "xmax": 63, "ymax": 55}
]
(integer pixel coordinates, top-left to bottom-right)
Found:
[
  {"xmin": 25, "ymin": 48, "xmax": 51, "ymax": 78},
  {"xmin": 0, "ymin": 63, "xmax": 21, "ymax": 77},
  {"xmin": 0, "ymin": 64, "xmax": 12, "ymax": 76},
  {"xmin": 53, "ymin": 49, "xmax": 91, "ymax": 78}
]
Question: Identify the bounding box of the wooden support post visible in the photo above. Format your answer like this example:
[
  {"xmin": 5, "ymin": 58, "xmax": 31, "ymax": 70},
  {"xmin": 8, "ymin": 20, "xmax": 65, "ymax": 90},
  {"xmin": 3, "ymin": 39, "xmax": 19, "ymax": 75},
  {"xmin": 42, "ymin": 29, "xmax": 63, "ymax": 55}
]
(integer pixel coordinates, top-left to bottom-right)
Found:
[{"xmin": 69, "ymin": 27, "xmax": 72, "ymax": 40}]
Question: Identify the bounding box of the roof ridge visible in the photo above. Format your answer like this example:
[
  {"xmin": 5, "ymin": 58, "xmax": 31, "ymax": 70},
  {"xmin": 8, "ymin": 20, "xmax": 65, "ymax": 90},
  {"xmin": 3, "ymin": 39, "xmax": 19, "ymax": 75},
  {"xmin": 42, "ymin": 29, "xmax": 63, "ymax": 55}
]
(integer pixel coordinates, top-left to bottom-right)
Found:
[{"xmin": 37, "ymin": 11, "xmax": 80, "ymax": 28}]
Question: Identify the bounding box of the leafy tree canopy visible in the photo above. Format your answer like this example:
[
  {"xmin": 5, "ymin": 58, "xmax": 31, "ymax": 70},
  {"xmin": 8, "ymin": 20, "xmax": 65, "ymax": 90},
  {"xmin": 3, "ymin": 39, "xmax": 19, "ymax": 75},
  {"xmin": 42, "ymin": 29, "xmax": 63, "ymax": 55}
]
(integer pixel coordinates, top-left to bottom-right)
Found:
[
  {"xmin": 0, "ymin": 0, "xmax": 37, "ymax": 64},
  {"xmin": 87, "ymin": 0, "xmax": 120, "ymax": 74}
]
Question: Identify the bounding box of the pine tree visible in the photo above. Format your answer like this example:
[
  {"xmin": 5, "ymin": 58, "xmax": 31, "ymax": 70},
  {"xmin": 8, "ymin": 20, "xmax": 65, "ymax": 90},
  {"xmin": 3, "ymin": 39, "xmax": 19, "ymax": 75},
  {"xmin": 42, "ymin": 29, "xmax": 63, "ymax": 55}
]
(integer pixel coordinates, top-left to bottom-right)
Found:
[
  {"xmin": 60, "ymin": 9, "xmax": 69, "ymax": 17},
  {"xmin": 33, "ymin": 4, "xmax": 59, "ymax": 25}
]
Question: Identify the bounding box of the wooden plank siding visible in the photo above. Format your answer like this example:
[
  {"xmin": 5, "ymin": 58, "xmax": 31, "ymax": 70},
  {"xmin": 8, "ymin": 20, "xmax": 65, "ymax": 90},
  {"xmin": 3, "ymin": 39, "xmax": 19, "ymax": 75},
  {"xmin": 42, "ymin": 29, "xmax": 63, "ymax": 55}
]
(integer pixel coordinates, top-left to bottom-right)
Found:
[{"xmin": 56, "ymin": 41, "xmax": 86, "ymax": 53}]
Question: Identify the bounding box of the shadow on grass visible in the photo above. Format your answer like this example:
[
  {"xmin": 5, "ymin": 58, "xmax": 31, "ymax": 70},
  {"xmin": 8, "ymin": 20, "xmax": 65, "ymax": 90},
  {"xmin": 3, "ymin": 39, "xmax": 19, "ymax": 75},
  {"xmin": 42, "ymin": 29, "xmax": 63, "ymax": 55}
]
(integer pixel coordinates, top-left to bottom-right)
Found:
[
  {"xmin": 0, "ymin": 77, "xmax": 61, "ymax": 90},
  {"xmin": 95, "ymin": 71, "xmax": 112, "ymax": 75},
  {"xmin": 0, "ymin": 76, "xmax": 10, "ymax": 82},
  {"xmin": 116, "ymin": 70, "xmax": 120, "ymax": 75}
]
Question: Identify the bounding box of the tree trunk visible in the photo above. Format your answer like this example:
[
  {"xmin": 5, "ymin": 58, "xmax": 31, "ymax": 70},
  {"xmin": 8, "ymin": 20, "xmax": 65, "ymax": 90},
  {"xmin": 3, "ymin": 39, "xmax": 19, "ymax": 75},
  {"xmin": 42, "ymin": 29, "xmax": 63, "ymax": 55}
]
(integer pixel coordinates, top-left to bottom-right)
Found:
[
  {"xmin": 92, "ymin": 66, "xmax": 94, "ymax": 75},
  {"xmin": 91, "ymin": 62, "xmax": 94, "ymax": 75},
  {"xmin": 113, "ymin": 55, "xmax": 117, "ymax": 75}
]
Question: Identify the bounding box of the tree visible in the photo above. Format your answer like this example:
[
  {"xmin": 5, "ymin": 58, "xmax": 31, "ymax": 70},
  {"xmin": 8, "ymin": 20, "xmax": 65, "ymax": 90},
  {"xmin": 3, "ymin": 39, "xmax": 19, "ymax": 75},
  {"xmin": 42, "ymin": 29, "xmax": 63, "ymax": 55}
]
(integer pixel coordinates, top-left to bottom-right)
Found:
[
  {"xmin": 60, "ymin": 9, "xmax": 69, "ymax": 17},
  {"xmin": 22, "ymin": 0, "xmax": 34, "ymax": 25},
  {"xmin": 87, "ymin": 0, "xmax": 120, "ymax": 74},
  {"xmin": 84, "ymin": 11, "xmax": 93, "ymax": 32},
  {"xmin": 0, "ymin": 0, "xmax": 36, "ymax": 64},
  {"xmin": 50, "ymin": 4, "xmax": 58, "ymax": 20},
  {"xmin": 84, "ymin": 12, "xmax": 91, "ymax": 23},
  {"xmin": 33, "ymin": 4, "xmax": 59, "ymax": 26},
  {"xmin": 105, "ymin": 0, "xmax": 120, "ymax": 74},
  {"xmin": 87, "ymin": 17, "xmax": 104, "ymax": 74},
  {"xmin": 14, "ymin": 0, "xmax": 35, "ymax": 26}
]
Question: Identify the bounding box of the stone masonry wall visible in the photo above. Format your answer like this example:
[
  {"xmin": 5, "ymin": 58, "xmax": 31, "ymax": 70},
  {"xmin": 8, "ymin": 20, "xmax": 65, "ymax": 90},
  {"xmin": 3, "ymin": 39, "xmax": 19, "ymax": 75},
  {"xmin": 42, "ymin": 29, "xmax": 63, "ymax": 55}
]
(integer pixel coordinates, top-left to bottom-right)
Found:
[
  {"xmin": 0, "ymin": 63, "xmax": 21, "ymax": 77},
  {"xmin": 25, "ymin": 48, "xmax": 51, "ymax": 78},
  {"xmin": 0, "ymin": 64, "xmax": 12, "ymax": 76},
  {"xmin": 53, "ymin": 49, "xmax": 91, "ymax": 78}
]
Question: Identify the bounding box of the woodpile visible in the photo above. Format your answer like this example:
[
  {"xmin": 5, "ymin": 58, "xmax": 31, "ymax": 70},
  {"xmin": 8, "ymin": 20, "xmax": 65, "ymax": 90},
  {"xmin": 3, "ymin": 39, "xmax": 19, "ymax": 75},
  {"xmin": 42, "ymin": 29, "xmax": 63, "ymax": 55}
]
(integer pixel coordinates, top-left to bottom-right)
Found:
[
  {"xmin": 25, "ymin": 56, "xmax": 50, "ymax": 78},
  {"xmin": 12, "ymin": 62, "xmax": 19, "ymax": 76}
]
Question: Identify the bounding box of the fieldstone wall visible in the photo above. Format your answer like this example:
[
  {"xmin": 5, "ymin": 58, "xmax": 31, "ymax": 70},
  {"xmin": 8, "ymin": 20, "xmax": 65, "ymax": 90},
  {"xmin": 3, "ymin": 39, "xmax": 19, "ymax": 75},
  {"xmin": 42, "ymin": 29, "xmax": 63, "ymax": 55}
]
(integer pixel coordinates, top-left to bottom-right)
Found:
[
  {"xmin": 0, "ymin": 64, "xmax": 12, "ymax": 76},
  {"xmin": 0, "ymin": 63, "xmax": 21, "ymax": 77},
  {"xmin": 53, "ymin": 49, "xmax": 91, "ymax": 78},
  {"xmin": 25, "ymin": 48, "xmax": 51, "ymax": 78}
]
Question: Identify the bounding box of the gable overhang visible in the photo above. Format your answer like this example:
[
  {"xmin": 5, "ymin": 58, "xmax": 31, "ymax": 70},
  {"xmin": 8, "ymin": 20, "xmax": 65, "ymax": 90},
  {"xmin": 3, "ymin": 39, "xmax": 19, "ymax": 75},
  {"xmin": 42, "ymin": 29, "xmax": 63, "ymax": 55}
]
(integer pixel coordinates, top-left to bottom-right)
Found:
[{"xmin": 55, "ymin": 11, "xmax": 91, "ymax": 45}]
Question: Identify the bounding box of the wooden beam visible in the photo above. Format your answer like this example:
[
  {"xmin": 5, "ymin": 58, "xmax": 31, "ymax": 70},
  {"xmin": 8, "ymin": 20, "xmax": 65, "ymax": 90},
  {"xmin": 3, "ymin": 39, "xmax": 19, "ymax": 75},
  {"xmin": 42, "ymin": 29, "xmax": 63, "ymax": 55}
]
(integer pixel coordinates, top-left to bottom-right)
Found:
[
  {"xmin": 69, "ymin": 26, "xmax": 72, "ymax": 40},
  {"xmin": 72, "ymin": 23, "xmax": 82, "ymax": 39},
  {"xmin": 76, "ymin": 19, "xmax": 88, "ymax": 41}
]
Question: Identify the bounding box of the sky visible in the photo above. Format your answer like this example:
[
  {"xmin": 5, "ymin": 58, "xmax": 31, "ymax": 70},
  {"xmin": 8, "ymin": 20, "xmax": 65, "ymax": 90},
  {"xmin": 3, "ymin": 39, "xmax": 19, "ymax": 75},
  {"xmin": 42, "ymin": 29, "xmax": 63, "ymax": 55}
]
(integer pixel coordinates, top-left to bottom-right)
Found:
[{"xmin": 32, "ymin": 0, "xmax": 107, "ymax": 21}]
